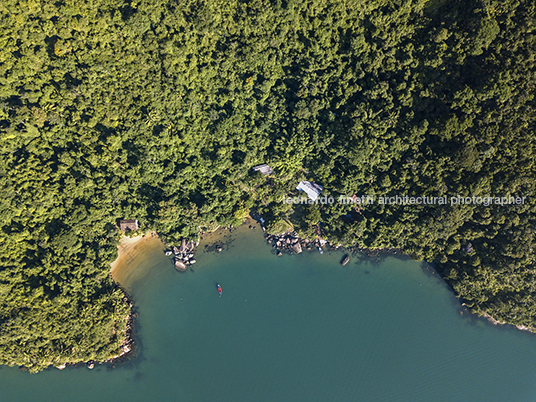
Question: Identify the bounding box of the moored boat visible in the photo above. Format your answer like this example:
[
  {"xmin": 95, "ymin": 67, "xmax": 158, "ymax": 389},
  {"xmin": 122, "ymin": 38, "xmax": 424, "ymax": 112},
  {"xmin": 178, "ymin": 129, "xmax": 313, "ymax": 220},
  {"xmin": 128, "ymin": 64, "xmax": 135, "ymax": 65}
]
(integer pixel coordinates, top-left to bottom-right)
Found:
[
  {"xmin": 217, "ymin": 284, "xmax": 222, "ymax": 296},
  {"xmin": 318, "ymin": 247, "xmax": 323, "ymax": 254},
  {"xmin": 340, "ymin": 253, "xmax": 350, "ymax": 266}
]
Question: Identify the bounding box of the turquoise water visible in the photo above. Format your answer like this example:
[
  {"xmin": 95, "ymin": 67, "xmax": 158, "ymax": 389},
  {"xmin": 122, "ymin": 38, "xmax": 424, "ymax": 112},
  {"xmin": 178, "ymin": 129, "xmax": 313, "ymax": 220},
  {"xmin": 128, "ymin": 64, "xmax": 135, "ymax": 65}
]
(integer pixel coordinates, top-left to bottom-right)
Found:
[{"xmin": 2, "ymin": 228, "xmax": 536, "ymax": 401}]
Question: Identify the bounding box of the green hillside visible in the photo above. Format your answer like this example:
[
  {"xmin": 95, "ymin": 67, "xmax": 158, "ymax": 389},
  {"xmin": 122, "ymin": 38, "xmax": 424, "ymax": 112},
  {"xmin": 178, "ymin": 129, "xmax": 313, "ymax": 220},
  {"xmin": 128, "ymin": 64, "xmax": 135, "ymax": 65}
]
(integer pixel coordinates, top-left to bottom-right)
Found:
[{"xmin": 0, "ymin": 0, "xmax": 534, "ymax": 371}]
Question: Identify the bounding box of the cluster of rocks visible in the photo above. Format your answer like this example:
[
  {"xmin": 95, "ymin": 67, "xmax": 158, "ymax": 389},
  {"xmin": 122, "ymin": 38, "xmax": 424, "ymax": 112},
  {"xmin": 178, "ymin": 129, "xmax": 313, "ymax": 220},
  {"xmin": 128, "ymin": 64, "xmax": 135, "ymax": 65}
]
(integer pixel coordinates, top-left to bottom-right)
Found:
[
  {"xmin": 265, "ymin": 231, "xmax": 344, "ymax": 256},
  {"xmin": 320, "ymin": 239, "xmax": 341, "ymax": 250},
  {"xmin": 265, "ymin": 232, "xmax": 302, "ymax": 256},
  {"xmin": 166, "ymin": 239, "xmax": 197, "ymax": 271},
  {"xmin": 264, "ymin": 232, "xmax": 338, "ymax": 256}
]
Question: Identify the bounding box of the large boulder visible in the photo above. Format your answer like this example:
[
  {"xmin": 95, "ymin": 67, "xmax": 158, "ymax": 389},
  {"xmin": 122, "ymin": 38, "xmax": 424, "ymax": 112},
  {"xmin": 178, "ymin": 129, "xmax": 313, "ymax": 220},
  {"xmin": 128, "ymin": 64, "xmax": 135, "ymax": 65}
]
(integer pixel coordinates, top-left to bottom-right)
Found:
[{"xmin": 175, "ymin": 260, "xmax": 187, "ymax": 271}]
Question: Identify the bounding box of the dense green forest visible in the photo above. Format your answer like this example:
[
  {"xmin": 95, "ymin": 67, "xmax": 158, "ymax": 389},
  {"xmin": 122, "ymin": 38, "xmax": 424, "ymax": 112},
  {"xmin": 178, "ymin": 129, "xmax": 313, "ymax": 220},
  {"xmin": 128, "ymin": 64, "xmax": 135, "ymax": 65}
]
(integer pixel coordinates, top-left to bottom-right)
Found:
[{"xmin": 0, "ymin": 0, "xmax": 534, "ymax": 371}]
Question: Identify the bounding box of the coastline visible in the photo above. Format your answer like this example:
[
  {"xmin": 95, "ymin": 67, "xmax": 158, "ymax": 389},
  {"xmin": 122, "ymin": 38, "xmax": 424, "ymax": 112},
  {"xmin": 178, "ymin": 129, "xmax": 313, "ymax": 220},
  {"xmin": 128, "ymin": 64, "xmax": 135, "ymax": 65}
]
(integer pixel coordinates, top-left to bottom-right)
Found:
[
  {"xmin": 105, "ymin": 232, "xmax": 165, "ymax": 363},
  {"xmin": 56, "ymin": 219, "xmax": 534, "ymax": 371},
  {"xmin": 199, "ymin": 216, "xmax": 258, "ymax": 251},
  {"xmin": 256, "ymin": 219, "xmax": 536, "ymax": 335},
  {"xmin": 110, "ymin": 231, "xmax": 163, "ymax": 286},
  {"xmin": 56, "ymin": 232, "xmax": 162, "ymax": 371},
  {"xmin": 8, "ymin": 224, "xmax": 536, "ymax": 400},
  {"xmin": 472, "ymin": 309, "xmax": 536, "ymax": 334}
]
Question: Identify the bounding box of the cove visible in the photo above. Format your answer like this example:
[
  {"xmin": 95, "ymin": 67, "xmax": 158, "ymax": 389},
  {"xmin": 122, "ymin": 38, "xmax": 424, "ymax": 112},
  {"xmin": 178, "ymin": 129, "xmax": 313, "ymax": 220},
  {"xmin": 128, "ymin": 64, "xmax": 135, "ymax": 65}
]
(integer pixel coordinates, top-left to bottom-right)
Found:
[{"xmin": 1, "ymin": 225, "xmax": 536, "ymax": 402}]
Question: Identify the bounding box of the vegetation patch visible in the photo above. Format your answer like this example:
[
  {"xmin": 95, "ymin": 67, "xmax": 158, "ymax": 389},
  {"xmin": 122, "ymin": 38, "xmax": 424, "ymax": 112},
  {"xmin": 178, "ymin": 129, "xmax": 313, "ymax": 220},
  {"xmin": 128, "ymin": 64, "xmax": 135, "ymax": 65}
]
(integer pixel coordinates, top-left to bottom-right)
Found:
[{"xmin": 0, "ymin": 0, "xmax": 535, "ymax": 371}]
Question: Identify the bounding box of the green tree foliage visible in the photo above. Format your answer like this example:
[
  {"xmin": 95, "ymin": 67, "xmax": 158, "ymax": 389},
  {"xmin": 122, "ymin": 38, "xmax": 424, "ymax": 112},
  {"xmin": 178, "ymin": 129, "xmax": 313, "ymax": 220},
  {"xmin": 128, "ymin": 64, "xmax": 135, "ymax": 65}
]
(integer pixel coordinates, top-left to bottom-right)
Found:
[{"xmin": 0, "ymin": 0, "xmax": 535, "ymax": 371}]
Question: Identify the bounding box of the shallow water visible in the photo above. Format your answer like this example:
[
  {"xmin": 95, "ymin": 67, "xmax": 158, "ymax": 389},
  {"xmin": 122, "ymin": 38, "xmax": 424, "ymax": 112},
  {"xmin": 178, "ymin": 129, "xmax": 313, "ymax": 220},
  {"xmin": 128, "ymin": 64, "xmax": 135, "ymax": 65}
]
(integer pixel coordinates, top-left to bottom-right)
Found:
[{"xmin": 2, "ymin": 226, "xmax": 536, "ymax": 401}]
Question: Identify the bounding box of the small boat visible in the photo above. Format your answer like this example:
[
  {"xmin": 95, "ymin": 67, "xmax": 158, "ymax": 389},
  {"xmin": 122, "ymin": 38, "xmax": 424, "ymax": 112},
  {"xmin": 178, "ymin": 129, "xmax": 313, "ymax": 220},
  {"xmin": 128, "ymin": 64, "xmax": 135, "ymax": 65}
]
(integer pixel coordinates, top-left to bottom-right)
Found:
[
  {"xmin": 217, "ymin": 284, "xmax": 222, "ymax": 296},
  {"xmin": 340, "ymin": 253, "xmax": 350, "ymax": 266},
  {"xmin": 318, "ymin": 247, "xmax": 323, "ymax": 254}
]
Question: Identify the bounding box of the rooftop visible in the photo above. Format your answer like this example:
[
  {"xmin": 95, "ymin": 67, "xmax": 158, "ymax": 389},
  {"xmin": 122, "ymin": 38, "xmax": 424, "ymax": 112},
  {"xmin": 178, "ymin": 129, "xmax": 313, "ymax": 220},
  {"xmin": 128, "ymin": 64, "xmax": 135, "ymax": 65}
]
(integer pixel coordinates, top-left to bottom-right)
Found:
[
  {"xmin": 252, "ymin": 164, "xmax": 274, "ymax": 175},
  {"xmin": 296, "ymin": 181, "xmax": 323, "ymax": 201},
  {"xmin": 119, "ymin": 219, "xmax": 139, "ymax": 231}
]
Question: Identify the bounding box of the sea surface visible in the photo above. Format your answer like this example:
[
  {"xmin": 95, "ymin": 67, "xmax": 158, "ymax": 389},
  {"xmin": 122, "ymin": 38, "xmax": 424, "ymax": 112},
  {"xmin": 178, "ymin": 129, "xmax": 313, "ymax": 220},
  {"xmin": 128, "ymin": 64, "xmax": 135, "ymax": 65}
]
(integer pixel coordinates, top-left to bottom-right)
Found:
[{"xmin": 2, "ymin": 225, "xmax": 536, "ymax": 401}]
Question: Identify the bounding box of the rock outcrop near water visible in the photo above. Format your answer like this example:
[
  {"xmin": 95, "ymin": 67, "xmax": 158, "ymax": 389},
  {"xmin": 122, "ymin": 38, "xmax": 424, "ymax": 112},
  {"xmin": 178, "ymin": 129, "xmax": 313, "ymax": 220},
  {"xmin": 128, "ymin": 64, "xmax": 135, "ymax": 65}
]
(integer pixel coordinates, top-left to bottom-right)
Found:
[
  {"xmin": 265, "ymin": 231, "xmax": 341, "ymax": 255},
  {"xmin": 166, "ymin": 239, "xmax": 198, "ymax": 271}
]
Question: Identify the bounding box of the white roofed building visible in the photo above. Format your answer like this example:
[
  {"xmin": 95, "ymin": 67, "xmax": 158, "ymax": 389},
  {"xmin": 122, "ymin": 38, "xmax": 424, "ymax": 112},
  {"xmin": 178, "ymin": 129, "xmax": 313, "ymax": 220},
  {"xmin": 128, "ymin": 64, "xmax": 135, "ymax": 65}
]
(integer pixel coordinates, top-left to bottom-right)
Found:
[
  {"xmin": 296, "ymin": 181, "xmax": 323, "ymax": 201},
  {"xmin": 252, "ymin": 164, "xmax": 273, "ymax": 175}
]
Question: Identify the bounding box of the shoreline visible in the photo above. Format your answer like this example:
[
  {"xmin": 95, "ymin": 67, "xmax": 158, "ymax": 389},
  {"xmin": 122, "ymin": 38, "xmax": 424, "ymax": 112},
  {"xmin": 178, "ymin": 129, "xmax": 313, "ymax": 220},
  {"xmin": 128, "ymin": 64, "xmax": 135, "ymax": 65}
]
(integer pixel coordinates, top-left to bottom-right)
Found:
[
  {"xmin": 256, "ymin": 221, "xmax": 536, "ymax": 336},
  {"xmin": 56, "ymin": 288, "xmax": 136, "ymax": 371},
  {"xmin": 105, "ymin": 232, "xmax": 164, "ymax": 365},
  {"xmin": 56, "ymin": 232, "xmax": 160, "ymax": 371},
  {"xmin": 468, "ymin": 308, "xmax": 536, "ymax": 334},
  {"xmin": 110, "ymin": 231, "xmax": 162, "ymax": 284},
  {"xmin": 58, "ymin": 219, "xmax": 535, "ymax": 370}
]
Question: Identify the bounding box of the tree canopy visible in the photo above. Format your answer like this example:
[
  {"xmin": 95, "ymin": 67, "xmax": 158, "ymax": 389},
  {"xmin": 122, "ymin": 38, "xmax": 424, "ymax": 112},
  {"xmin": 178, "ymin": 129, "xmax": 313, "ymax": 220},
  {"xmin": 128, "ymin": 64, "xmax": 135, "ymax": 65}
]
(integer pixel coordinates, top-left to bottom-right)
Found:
[{"xmin": 0, "ymin": 0, "xmax": 535, "ymax": 371}]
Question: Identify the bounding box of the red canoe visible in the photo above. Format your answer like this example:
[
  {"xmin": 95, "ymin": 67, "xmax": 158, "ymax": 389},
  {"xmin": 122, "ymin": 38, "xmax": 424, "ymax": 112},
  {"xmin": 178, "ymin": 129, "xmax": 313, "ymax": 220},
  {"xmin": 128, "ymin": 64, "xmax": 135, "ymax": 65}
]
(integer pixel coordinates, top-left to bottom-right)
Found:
[{"xmin": 217, "ymin": 284, "xmax": 222, "ymax": 296}]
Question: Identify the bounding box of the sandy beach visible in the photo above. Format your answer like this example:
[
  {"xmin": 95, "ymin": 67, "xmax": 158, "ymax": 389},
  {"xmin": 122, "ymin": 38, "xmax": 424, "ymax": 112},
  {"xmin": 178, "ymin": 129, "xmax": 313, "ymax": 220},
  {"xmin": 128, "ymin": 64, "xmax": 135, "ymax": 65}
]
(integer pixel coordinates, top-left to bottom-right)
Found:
[
  {"xmin": 110, "ymin": 232, "xmax": 166, "ymax": 289},
  {"xmin": 109, "ymin": 218, "xmax": 262, "ymax": 290}
]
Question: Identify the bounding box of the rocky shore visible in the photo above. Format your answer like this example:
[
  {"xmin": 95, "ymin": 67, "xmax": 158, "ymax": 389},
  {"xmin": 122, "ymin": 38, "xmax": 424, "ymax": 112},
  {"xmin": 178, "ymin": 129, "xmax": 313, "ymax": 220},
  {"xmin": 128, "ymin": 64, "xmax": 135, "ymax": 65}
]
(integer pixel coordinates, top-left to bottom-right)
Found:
[
  {"xmin": 264, "ymin": 231, "xmax": 342, "ymax": 256},
  {"xmin": 472, "ymin": 309, "xmax": 536, "ymax": 334},
  {"xmin": 263, "ymin": 228, "xmax": 404, "ymax": 265},
  {"xmin": 165, "ymin": 238, "xmax": 198, "ymax": 271}
]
